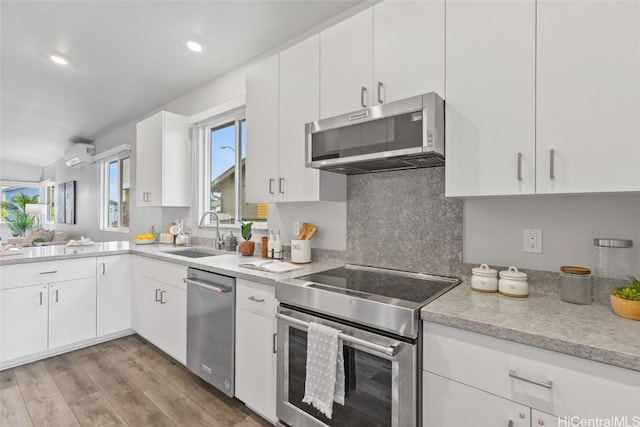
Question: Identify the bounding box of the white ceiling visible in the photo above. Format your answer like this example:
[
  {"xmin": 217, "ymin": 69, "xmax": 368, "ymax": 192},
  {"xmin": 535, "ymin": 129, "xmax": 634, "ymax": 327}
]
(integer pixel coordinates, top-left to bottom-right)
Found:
[{"xmin": 0, "ymin": 1, "xmax": 362, "ymax": 168}]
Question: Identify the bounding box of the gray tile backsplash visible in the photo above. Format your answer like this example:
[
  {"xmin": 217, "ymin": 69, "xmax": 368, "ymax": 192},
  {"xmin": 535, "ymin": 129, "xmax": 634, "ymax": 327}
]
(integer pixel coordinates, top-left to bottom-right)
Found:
[{"xmin": 347, "ymin": 167, "xmax": 463, "ymax": 277}]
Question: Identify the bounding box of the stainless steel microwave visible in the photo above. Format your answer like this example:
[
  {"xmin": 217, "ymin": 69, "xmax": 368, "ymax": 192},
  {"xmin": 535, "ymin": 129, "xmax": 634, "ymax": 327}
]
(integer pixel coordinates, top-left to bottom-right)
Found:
[{"xmin": 305, "ymin": 92, "xmax": 444, "ymax": 175}]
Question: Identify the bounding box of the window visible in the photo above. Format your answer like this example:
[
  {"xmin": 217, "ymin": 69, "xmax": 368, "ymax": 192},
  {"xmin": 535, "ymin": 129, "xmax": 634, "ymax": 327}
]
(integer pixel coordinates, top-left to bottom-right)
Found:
[
  {"xmin": 100, "ymin": 156, "xmax": 130, "ymax": 231},
  {"xmin": 37, "ymin": 182, "xmax": 55, "ymax": 224},
  {"xmin": 198, "ymin": 108, "xmax": 267, "ymax": 226}
]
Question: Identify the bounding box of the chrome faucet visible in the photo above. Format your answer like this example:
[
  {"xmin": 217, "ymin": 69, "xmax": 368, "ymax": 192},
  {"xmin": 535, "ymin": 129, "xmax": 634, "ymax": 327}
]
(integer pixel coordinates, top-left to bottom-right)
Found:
[{"xmin": 198, "ymin": 211, "xmax": 223, "ymax": 249}]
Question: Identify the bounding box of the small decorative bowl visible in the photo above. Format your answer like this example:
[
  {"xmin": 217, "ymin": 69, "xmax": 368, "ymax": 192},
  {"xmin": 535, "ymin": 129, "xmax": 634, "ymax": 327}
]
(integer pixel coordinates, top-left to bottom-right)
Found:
[{"xmin": 610, "ymin": 295, "xmax": 640, "ymax": 321}]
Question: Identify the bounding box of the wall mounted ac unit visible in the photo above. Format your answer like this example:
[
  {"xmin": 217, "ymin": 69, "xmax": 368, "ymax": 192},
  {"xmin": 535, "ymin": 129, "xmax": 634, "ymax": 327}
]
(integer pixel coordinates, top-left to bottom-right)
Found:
[{"xmin": 64, "ymin": 143, "xmax": 95, "ymax": 167}]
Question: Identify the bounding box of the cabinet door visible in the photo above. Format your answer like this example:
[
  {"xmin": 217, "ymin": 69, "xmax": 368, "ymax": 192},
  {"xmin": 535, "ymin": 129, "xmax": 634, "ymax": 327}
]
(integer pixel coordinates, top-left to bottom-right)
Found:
[
  {"xmin": 536, "ymin": 1, "xmax": 640, "ymax": 194},
  {"xmin": 161, "ymin": 284, "xmax": 187, "ymax": 365},
  {"xmin": 161, "ymin": 111, "xmax": 191, "ymax": 207},
  {"xmin": 373, "ymin": 0, "xmax": 445, "ymax": 104},
  {"xmin": 96, "ymin": 255, "xmax": 131, "ymax": 336},
  {"xmin": 320, "ymin": 8, "xmax": 374, "ymax": 118},
  {"xmin": 532, "ymin": 409, "xmax": 557, "ymax": 427},
  {"xmin": 134, "ymin": 276, "xmax": 163, "ymax": 348},
  {"xmin": 235, "ymin": 309, "xmax": 277, "ymax": 423},
  {"xmin": 423, "ymin": 371, "xmax": 530, "ymax": 427},
  {"xmin": 445, "ymin": 0, "xmax": 536, "ymax": 197},
  {"xmin": 48, "ymin": 278, "xmax": 96, "ymax": 349},
  {"xmin": 278, "ymin": 35, "xmax": 321, "ymax": 202},
  {"xmin": 0, "ymin": 285, "xmax": 48, "ymax": 363},
  {"xmin": 136, "ymin": 111, "xmax": 163, "ymax": 206},
  {"xmin": 246, "ymin": 54, "xmax": 279, "ymax": 203}
]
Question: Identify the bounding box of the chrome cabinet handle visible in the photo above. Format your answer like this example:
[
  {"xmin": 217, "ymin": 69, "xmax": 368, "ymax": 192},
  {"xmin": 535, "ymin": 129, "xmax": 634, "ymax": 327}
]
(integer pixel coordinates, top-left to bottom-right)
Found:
[
  {"xmin": 101, "ymin": 263, "xmax": 106, "ymax": 275},
  {"xmin": 146, "ymin": 192, "xmax": 151, "ymax": 202},
  {"xmin": 155, "ymin": 288, "xmax": 161, "ymax": 302},
  {"xmin": 268, "ymin": 179, "xmax": 275, "ymax": 194},
  {"xmin": 272, "ymin": 333, "xmax": 277, "ymax": 354},
  {"xmin": 377, "ymin": 81, "xmax": 384, "ymax": 104},
  {"xmin": 248, "ymin": 296, "xmax": 265, "ymax": 303},
  {"xmin": 55, "ymin": 289, "xmax": 59, "ymax": 303},
  {"xmin": 509, "ymin": 369, "xmax": 553, "ymax": 389},
  {"xmin": 508, "ymin": 421, "xmax": 514, "ymax": 427},
  {"xmin": 360, "ymin": 86, "xmax": 367, "ymax": 108},
  {"xmin": 517, "ymin": 152, "xmax": 523, "ymax": 181},
  {"xmin": 160, "ymin": 290, "xmax": 166, "ymax": 304},
  {"xmin": 278, "ymin": 178, "xmax": 285, "ymax": 194},
  {"xmin": 549, "ymin": 149, "xmax": 555, "ymax": 179},
  {"xmin": 40, "ymin": 270, "xmax": 58, "ymax": 275},
  {"xmin": 39, "ymin": 291, "xmax": 43, "ymax": 305}
]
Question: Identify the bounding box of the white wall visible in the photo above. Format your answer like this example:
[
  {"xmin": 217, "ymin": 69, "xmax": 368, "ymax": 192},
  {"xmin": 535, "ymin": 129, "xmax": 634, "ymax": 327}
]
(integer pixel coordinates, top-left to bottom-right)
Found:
[
  {"xmin": 464, "ymin": 194, "xmax": 640, "ymax": 273},
  {"xmin": 0, "ymin": 160, "xmax": 42, "ymax": 182}
]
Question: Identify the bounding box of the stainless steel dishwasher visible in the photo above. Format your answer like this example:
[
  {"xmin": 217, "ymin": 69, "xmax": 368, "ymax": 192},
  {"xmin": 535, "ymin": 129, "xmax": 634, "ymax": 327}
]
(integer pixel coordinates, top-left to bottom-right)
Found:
[{"xmin": 185, "ymin": 267, "xmax": 235, "ymax": 397}]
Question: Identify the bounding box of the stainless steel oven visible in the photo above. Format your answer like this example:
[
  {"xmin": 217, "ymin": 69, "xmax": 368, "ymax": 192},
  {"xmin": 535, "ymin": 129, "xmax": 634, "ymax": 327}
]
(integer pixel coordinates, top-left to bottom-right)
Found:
[
  {"xmin": 275, "ymin": 265, "xmax": 459, "ymax": 427},
  {"xmin": 276, "ymin": 305, "xmax": 418, "ymax": 427}
]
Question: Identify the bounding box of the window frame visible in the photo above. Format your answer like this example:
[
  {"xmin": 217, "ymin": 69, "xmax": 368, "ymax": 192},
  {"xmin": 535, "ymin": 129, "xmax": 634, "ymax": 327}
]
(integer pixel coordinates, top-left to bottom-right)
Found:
[
  {"xmin": 99, "ymin": 154, "xmax": 130, "ymax": 233},
  {"xmin": 197, "ymin": 107, "xmax": 263, "ymax": 228}
]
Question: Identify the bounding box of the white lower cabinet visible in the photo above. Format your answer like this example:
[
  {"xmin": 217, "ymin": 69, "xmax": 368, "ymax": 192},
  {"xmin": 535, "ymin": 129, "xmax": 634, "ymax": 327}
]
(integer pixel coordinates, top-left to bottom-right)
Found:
[
  {"xmin": 96, "ymin": 255, "xmax": 131, "ymax": 336},
  {"xmin": 423, "ymin": 371, "xmax": 530, "ymax": 427},
  {"xmin": 48, "ymin": 278, "xmax": 97, "ymax": 349},
  {"xmin": 422, "ymin": 322, "xmax": 640, "ymax": 423},
  {"xmin": 235, "ymin": 279, "xmax": 277, "ymax": 423},
  {"xmin": 0, "ymin": 258, "xmax": 97, "ymax": 366},
  {"xmin": 0, "ymin": 284, "xmax": 49, "ymax": 362},
  {"xmin": 133, "ymin": 258, "xmax": 187, "ymax": 364}
]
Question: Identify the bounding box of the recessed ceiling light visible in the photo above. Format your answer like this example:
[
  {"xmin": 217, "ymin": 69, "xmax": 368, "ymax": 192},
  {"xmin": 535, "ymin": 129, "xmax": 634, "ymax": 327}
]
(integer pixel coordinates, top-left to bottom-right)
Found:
[
  {"xmin": 50, "ymin": 55, "xmax": 68, "ymax": 65},
  {"xmin": 186, "ymin": 41, "xmax": 203, "ymax": 53}
]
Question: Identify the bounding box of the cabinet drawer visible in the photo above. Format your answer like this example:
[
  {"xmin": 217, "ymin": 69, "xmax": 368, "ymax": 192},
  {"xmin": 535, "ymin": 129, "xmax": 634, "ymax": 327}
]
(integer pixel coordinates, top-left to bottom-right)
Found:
[
  {"xmin": 141, "ymin": 258, "xmax": 187, "ymax": 289},
  {"xmin": 423, "ymin": 322, "xmax": 640, "ymax": 418},
  {"xmin": 236, "ymin": 278, "xmax": 276, "ymax": 318},
  {"xmin": 1, "ymin": 258, "xmax": 96, "ymax": 289}
]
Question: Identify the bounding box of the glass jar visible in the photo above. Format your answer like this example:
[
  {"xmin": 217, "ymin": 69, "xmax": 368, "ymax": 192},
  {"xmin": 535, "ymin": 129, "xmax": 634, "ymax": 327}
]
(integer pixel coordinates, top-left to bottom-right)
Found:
[{"xmin": 560, "ymin": 266, "xmax": 592, "ymax": 305}]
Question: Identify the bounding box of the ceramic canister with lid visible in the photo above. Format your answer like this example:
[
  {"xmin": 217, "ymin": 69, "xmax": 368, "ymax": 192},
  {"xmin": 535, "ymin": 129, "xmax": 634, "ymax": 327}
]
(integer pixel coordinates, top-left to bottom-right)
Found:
[
  {"xmin": 498, "ymin": 266, "xmax": 529, "ymax": 298},
  {"xmin": 560, "ymin": 266, "xmax": 592, "ymax": 305},
  {"xmin": 471, "ymin": 264, "xmax": 498, "ymax": 292}
]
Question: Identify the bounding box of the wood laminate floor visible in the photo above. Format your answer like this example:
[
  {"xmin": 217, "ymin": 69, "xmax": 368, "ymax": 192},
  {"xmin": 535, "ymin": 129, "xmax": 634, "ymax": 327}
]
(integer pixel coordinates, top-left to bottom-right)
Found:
[{"xmin": 0, "ymin": 335, "xmax": 273, "ymax": 427}]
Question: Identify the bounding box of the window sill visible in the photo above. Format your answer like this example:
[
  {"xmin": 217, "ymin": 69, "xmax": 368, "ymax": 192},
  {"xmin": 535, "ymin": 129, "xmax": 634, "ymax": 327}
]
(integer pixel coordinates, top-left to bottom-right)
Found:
[
  {"xmin": 100, "ymin": 227, "xmax": 130, "ymax": 234},
  {"xmin": 200, "ymin": 222, "xmax": 268, "ymax": 231}
]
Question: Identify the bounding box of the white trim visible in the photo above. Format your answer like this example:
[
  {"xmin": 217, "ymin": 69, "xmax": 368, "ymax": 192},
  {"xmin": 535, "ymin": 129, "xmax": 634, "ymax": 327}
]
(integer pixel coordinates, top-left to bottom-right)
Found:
[
  {"xmin": 190, "ymin": 96, "xmax": 246, "ymax": 124},
  {"xmin": 99, "ymin": 153, "xmax": 131, "ymax": 232},
  {"xmin": 94, "ymin": 144, "xmax": 131, "ymax": 162},
  {"xmin": 0, "ymin": 329, "xmax": 135, "ymax": 370}
]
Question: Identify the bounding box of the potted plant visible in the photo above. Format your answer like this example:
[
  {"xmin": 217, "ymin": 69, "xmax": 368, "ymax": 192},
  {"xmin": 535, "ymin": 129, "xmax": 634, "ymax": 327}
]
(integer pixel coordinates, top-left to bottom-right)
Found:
[
  {"xmin": 1, "ymin": 193, "xmax": 40, "ymax": 237},
  {"xmin": 239, "ymin": 221, "xmax": 255, "ymax": 256},
  {"xmin": 611, "ymin": 276, "xmax": 640, "ymax": 320}
]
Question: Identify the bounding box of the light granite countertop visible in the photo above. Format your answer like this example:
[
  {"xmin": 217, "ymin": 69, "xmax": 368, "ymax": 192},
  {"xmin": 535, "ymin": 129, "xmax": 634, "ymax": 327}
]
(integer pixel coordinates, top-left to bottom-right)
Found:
[
  {"xmin": 421, "ymin": 282, "xmax": 640, "ymax": 372},
  {"xmin": 0, "ymin": 241, "xmax": 340, "ymax": 287}
]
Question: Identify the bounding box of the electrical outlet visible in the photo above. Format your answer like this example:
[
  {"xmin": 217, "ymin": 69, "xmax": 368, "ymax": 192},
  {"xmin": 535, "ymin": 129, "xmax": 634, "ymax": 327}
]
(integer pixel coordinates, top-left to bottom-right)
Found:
[{"xmin": 523, "ymin": 228, "xmax": 542, "ymax": 253}]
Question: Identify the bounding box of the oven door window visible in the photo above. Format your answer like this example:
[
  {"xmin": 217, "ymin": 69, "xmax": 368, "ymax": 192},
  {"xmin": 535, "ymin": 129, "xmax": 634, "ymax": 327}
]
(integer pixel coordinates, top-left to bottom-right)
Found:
[{"xmin": 287, "ymin": 327, "xmax": 392, "ymax": 427}]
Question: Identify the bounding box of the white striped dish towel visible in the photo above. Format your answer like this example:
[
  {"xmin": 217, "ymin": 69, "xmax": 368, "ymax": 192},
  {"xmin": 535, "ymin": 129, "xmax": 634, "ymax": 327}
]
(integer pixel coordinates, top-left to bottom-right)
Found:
[{"xmin": 302, "ymin": 322, "xmax": 345, "ymax": 419}]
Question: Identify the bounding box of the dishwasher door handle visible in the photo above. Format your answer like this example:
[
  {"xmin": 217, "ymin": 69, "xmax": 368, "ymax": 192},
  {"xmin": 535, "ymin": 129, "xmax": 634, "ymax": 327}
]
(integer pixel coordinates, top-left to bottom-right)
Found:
[{"xmin": 184, "ymin": 278, "xmax": 227, "ymax": 294}]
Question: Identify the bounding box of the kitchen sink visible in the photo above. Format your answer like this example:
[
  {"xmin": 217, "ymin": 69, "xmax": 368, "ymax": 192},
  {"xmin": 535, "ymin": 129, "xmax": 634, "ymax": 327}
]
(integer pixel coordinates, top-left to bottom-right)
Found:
[{"xmin": 162, "ymin": 249, "xmax": 223, "ymax": 258}]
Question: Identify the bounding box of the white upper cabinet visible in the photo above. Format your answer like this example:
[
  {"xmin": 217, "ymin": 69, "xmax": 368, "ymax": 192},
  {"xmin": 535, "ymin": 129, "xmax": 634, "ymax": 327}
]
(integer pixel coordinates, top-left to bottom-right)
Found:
[
  {"xmin": 320, "ymin": 8, "xmax": 374, "ymax": 118},
  {"xmin": 373, "ymin": 0, "xmax": 445, "ymax": 104},
  {"xmin": 320, "ymin": 2, "xmax": 445, "ymax": 119},
  {"xmin": 536, "ymin": 0, "xmax": 640, "ymax": 194},
  {"xmin": 445, "ymin": 0, "xmax": 536, "ymax": 197},
  {"xmin": 136, "ymin": 111, "xmax": 191, "ymax": 207},
  {"xmin": 246, "ymin": 54, "xmax": 280, "ymax": 203},
  {"xmin": 279, "ymin": 35, "xmax": 345, "ymax": 202},
  {"xmin": 246, "ymin": 36, "xmax": 346, "ymax": 204}
]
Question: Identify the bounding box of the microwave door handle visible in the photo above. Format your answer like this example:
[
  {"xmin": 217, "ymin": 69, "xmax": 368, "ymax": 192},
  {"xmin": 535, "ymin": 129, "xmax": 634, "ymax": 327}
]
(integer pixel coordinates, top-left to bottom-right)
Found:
[{"xmin": 276, "ymin": 312, "xmax": 398, "ymax": 357}]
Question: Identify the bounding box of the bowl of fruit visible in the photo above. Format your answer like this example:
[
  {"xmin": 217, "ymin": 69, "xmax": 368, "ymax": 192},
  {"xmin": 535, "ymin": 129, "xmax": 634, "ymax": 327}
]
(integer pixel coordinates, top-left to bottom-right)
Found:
[{"xmin": 135, "ymin": 233, "xmax": 156, "ymax": 245}]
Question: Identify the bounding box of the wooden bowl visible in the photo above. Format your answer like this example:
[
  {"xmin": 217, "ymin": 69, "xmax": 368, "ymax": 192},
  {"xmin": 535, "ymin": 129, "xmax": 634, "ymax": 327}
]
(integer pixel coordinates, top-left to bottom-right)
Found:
[{"xmin": 610, "ymin": 295, "xmax": 640, "ymax": 321}]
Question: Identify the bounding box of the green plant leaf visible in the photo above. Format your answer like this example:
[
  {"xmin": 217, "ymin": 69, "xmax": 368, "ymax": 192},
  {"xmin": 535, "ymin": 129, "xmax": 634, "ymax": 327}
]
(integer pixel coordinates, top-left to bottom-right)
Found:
[{"xmin": 240, "ymin": 221, "xmax": 253, "ymax": 241}]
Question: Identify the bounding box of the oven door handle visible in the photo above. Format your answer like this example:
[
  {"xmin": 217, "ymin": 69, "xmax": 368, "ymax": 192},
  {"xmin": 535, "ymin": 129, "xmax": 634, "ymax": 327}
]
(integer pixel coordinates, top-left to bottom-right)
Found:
[{"xmin": 276, "ymin": 313, "xmax": 399, "ymax": 357}]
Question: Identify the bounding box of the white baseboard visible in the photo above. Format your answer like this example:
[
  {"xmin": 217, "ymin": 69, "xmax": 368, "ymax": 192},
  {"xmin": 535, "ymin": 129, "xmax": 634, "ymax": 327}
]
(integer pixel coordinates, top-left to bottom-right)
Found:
[{"xmin": 0, "ymin": 329, "xmax": 135, "ymax": 370}]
